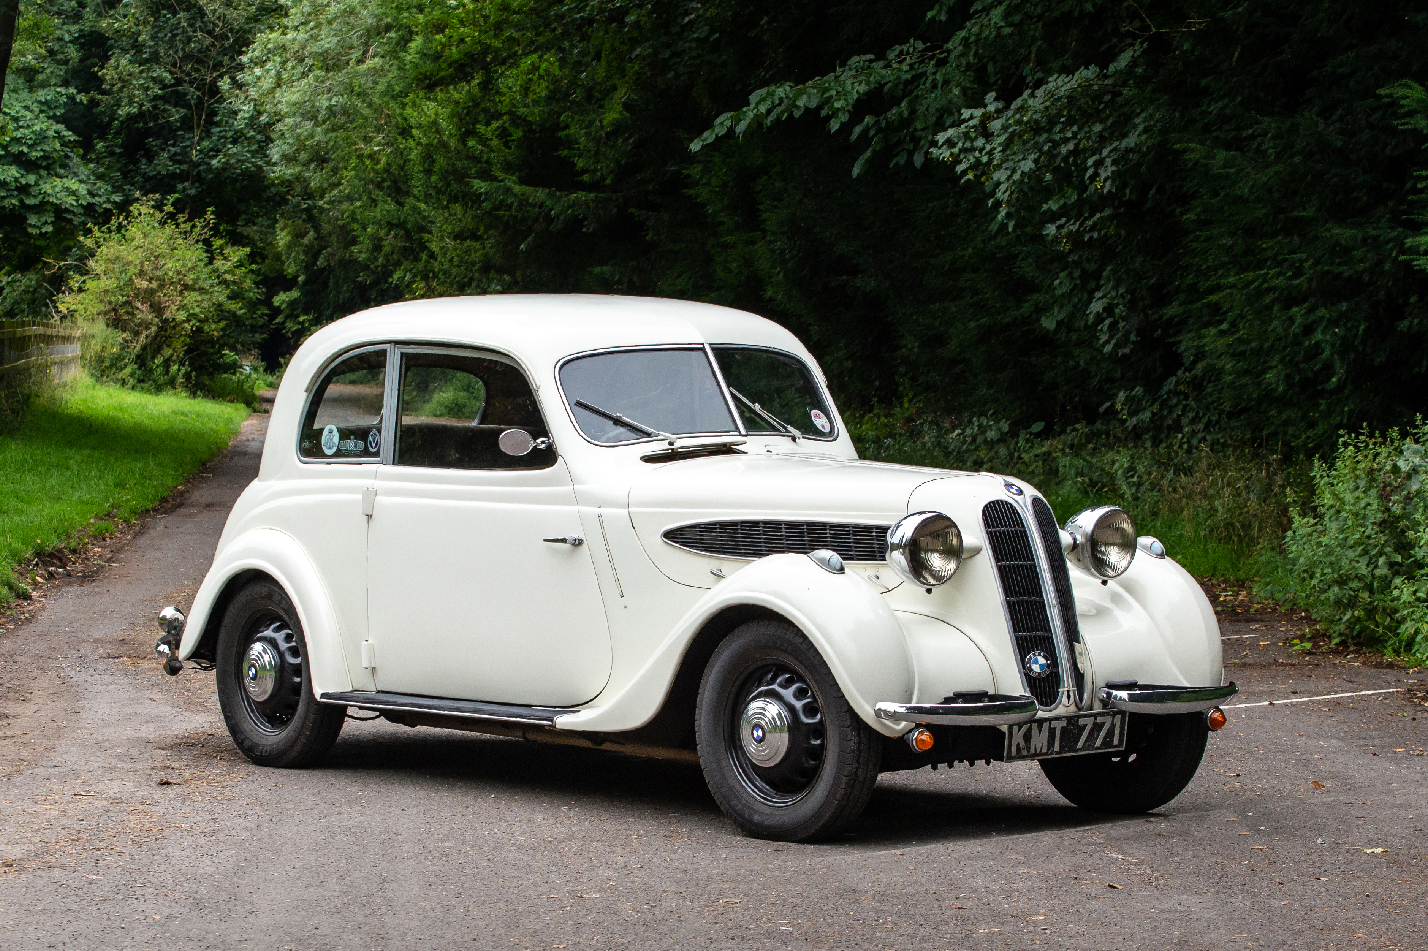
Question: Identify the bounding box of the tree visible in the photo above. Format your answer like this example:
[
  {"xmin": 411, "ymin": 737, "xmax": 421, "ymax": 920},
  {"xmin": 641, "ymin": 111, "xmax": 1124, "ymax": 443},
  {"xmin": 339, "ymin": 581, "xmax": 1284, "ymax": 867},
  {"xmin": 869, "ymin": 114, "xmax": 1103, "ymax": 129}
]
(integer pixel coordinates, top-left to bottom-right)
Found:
[{"xmin": 0, "ymin": 0, "xmax": 18, "ymax": 115}]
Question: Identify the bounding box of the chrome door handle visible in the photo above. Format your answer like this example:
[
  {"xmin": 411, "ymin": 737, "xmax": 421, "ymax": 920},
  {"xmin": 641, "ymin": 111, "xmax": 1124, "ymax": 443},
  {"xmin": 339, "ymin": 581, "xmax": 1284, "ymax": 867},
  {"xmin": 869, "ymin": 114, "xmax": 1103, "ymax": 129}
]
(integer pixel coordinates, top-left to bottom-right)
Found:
[{"xmin": 543, "ymin": 535, "xmax": 585, "ymax": 546}]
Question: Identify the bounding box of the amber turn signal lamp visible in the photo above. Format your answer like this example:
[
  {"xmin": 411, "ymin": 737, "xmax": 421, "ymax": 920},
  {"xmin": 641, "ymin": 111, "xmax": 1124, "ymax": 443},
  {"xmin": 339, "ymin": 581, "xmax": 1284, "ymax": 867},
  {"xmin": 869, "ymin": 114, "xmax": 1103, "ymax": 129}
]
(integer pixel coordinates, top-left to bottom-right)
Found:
[
  {"xmin": 906, "ymin": 727, "xmax": 935, "ymax": 752},
  {"xmin": 1206, "ymin": 707, "xmax": 1227, "ymax": 731}
]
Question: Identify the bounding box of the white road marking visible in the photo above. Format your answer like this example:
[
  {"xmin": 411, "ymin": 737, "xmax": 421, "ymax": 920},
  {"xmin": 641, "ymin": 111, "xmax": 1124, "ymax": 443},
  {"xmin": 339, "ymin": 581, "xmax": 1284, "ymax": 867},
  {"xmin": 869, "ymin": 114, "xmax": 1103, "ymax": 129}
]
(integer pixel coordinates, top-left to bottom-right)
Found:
[{"xmin": 1227, "ymin": 688, "xmax": 1404, "ymax": 708}]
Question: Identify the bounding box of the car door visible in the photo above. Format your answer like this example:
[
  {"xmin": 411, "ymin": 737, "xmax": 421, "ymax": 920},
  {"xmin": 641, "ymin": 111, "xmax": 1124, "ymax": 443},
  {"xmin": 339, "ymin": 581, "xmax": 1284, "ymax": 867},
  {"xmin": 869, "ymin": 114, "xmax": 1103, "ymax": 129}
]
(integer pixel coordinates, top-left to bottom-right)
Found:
[{"xmin": 365, "ymin": 346, "xmax": 612, "ymax": 706}]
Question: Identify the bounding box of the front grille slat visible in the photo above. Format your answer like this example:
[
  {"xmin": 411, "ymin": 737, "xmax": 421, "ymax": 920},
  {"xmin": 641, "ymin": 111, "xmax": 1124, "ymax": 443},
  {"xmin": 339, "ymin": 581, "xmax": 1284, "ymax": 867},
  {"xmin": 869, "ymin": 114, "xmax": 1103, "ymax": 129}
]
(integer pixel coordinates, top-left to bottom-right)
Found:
[
  {"xmin": 662, "ymin": 520, "xmax": 891, "ymax": 563},
  {"xmin": 983, "ymin": 498, "xmax": 1063, "ymax": 708}
]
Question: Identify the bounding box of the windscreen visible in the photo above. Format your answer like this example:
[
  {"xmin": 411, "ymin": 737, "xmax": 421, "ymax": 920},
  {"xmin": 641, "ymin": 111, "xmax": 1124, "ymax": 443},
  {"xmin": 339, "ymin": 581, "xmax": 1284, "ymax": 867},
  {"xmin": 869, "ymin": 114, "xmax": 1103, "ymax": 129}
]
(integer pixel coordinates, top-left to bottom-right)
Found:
[
  {"xmin": 559, "ymin": 348, "xmax": 737, "ymax": 443},
  {"xmin": 712, "ymin": 346, "xmax": 836, "ymax": 439}
]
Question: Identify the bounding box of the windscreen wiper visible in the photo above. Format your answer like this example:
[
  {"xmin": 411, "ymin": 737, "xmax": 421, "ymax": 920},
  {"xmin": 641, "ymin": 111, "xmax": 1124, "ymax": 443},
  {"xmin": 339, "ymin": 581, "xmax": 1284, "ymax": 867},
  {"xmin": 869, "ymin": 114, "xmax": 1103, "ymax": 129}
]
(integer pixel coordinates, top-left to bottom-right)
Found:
[
  {"xmin": 728, "ymin": 387, "xmax": 801, "ymax": 442},
  {"xmin": 574, "ymin": 399, "xmax": 677, "ymax": 446}
]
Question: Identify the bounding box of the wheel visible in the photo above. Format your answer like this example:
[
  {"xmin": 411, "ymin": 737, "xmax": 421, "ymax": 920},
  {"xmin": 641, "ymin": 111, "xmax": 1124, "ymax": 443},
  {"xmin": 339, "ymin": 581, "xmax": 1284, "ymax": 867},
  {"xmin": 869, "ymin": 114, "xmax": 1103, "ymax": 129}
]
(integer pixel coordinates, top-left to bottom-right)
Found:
[
  {"xmin": 1039, "ymin": 712, "xmax": 1208, "ymax": 814},
  {"xmin": 216, "ymin": 579, "xmax": 344, "ymax": 768},
  {"xmin": 695, "ymin": 619, "xmax": 881, "ymax": 841}
]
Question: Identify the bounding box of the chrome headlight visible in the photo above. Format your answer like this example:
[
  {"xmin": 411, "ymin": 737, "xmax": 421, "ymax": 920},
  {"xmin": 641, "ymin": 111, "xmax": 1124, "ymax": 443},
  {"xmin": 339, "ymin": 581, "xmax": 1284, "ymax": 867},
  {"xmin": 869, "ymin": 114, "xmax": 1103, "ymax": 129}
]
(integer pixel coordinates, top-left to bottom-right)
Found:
[
  {"xmin": 1064, "ymin": 505, "xmax": 1137, "ymax": 579},
  {"xmin": 887, "ymin": 511, "xmax": 964, "ymax": 587}
]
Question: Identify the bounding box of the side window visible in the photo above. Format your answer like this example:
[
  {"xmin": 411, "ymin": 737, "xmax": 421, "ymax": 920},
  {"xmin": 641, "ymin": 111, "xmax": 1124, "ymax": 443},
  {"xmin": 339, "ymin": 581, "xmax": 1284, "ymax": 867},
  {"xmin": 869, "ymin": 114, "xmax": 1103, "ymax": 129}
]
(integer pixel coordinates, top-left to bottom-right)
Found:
[
  {"xmin": 299, "ymin": 348, "xmax": 387, "ymax": 460},
  {"xmin": 395, "ymin": 350, "xmax": 556, "ymax": 470}
]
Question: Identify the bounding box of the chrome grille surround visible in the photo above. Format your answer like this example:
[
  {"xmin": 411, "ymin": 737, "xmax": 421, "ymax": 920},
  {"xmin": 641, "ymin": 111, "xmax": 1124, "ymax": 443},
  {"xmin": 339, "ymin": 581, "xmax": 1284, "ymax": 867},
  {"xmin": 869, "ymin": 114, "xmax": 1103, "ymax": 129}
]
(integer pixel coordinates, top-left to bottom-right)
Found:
[
  {"xmin": 661, "ymin": 519, "xmax": 891, "ymax": 563},
  {"xmin": 1029, "ymin": 496, "xmax": 1090, "ymax": 705},
  {"xmin": 982, "ymin": 498, "xmax": 1081, "ymax": 711}
]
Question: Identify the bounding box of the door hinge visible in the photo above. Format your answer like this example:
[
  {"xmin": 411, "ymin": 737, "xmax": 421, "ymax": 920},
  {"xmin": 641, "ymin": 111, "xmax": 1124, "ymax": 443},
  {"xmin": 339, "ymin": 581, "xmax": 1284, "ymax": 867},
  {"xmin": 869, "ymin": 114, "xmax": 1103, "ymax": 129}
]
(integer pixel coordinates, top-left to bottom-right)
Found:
[
  {"xmin": 362, "ymin": 487, "xmax": 376, "ymax": 518},
  {"xmin": 361, "ymin": 639, "xmax": 376, "ymax": 670}
]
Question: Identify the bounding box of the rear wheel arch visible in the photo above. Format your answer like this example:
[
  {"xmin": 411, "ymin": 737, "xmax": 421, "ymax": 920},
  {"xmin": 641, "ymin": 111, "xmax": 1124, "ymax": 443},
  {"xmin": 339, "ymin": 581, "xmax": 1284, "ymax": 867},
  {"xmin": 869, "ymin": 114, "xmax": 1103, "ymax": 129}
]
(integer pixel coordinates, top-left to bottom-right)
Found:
[{"xmin": 190, "ymin": 569, "xmax": 269, "ymax": 665}]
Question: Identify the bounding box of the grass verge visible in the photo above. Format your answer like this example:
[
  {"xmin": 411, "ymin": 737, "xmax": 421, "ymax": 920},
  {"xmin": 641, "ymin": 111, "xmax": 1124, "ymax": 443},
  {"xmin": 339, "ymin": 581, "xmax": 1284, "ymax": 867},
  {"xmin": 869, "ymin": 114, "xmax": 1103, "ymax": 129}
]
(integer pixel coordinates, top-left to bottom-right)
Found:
[{"xmin": 0, "ymin": 378, "xmax": 248, "ymax": 602}]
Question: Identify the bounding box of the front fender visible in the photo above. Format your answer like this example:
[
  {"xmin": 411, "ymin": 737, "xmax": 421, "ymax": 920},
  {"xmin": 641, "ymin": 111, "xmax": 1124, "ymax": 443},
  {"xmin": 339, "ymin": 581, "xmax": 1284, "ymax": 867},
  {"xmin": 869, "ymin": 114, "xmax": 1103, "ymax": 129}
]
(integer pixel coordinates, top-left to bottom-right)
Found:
[
  {"xmin": 557, "ymin": 553, "xmax": 915, "ymax": 737},
  {"xmin": 180, "ymin": 527, "xmax": 353, "ymax": 697}
]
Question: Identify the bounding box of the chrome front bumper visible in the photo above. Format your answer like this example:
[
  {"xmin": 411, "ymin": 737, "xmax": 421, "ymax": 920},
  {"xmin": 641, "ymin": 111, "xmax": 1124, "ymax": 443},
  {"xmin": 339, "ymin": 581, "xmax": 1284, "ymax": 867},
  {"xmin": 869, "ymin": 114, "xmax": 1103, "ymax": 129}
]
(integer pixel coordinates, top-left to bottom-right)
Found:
[
  {"xmin": 1098, "ymin": 681, "xmax": 1238, "ymax": 714},
  {"xmin": 155, "ymin": 606, "xmax": 186, "ymax": 675},
  {"xmin": 874, "ymin": 693, "xmax": 1039, "ymax": 726}
]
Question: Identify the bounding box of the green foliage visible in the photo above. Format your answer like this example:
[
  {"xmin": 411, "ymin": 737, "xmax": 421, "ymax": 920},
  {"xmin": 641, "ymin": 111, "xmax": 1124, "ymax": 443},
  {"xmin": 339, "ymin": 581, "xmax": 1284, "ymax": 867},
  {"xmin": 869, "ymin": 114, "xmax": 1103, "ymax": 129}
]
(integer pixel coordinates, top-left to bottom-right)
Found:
[
  {"xmin": 1273, "ymin": 422, "xmax": 1428, "ymax": 660},
  {"xmin": 847, "ymin": 405, "xmax": 1299, "ymax": 579},
  {"xmin": 0, "ymin": 79, "xmax": 112, "ymax": 267},
  {"xmin": 702, "ymin": 1, "xmax": 1428, "ymax": 450},
  {"xmin": 0, "ymin": 377, "xmax": 247, "ymax": 602},
  {"xmin": 59, "ymin": 198, "xmax": 262, "ymax": 391}
]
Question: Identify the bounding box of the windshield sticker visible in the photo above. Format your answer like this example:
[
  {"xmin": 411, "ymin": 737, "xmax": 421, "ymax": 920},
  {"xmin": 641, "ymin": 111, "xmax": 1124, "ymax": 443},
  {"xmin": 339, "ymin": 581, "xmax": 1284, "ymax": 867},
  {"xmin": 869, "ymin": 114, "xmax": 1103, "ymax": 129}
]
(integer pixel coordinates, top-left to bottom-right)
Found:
[
  {"xmin": 321, "ymin": 424, "xmax": 339, "ymax": 456},
  {"xmin": 809, "ymin": 409, "xmax": 831, "ymax": 434},
  {"xmin": 367, "ymin": 429, "xmax": 381, "ymax": 453}
]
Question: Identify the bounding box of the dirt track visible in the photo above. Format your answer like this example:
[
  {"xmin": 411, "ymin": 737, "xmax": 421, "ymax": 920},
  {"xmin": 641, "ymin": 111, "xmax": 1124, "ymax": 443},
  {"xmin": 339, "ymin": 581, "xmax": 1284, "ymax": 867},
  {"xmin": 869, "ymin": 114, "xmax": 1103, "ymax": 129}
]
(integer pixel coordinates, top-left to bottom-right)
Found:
[{"xmin": 0, "ymin": 416, "xmax": 1424, "ymax": 950}]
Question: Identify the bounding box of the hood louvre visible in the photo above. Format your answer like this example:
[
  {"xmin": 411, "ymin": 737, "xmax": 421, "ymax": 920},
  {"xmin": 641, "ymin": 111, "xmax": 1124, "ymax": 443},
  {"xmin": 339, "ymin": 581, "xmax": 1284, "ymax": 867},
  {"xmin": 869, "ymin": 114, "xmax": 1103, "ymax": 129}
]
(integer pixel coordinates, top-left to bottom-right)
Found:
[{"xmin": 662, "ymin": 520, "xmax": 891, "ymax": 563}]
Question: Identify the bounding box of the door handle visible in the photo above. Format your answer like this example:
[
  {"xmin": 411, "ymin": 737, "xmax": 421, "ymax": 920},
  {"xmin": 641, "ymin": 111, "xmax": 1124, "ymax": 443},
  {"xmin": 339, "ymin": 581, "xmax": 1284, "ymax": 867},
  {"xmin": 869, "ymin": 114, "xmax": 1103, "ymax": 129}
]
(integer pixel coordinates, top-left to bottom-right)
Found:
[{"xmin": 543, "ymin": 535, "xmax": 585, "ymax": 546}]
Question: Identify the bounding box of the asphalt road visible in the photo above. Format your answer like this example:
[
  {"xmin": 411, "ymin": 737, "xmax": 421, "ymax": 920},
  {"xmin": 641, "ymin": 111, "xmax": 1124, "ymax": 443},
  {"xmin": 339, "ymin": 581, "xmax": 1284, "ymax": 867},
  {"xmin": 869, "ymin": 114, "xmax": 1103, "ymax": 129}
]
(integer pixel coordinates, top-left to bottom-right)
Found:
[{"xmin": 0, "ymin": 416, "xmax": 1424, "ymax": 951}]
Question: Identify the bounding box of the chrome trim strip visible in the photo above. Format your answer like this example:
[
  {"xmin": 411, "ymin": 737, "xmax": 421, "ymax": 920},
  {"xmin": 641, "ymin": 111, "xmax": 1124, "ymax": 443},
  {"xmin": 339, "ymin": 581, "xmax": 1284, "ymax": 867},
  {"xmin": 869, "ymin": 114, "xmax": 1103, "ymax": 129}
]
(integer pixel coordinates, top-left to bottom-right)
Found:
[
  {"xmin": 703, "ymin": 342, "xmax": 747, "ymax": 436},
  {"xmin": 874, "ymin": 696, "xmax": 1039, "ymax": 726},
  {"xmin": 318, "ymin": 691, "xmax": 561, "ymax": 725},
  {"xmin": 1098, "ymin": 682, "xmax": 1239, "ymax": 714}
]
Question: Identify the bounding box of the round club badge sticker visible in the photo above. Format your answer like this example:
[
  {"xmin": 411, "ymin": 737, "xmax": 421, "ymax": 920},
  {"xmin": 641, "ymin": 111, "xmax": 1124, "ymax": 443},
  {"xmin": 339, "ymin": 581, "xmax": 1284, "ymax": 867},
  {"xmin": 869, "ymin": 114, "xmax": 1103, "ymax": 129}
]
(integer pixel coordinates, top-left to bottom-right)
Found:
[
  {"xmin": 809, "ymin": 409, "xmax": 831, "ymax": 434},
  {"xmin": 367, "ymin": 429, "xmax": 381, "ymax": 453},
  {"xmin": 321, "ymin": 424, "xmax": 339, "ymax": 456}
]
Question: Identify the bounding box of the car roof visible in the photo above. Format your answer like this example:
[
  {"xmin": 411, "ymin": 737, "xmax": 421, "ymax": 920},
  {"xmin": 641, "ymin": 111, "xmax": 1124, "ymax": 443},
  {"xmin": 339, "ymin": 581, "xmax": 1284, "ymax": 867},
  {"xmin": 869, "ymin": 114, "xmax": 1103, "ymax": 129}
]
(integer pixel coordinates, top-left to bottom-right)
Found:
[{"xmin": 290, "ymin": 294, "xmax": 815, "ymax": 387}]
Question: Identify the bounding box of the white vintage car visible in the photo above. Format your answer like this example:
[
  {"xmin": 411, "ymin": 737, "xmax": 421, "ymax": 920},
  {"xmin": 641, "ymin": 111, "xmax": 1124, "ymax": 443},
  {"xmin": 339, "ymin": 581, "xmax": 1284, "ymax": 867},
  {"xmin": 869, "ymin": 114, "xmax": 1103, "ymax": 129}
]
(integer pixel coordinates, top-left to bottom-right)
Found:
[{"xmin": 155, "ymin": 295, "xmax": 1236, "ymax": 841}]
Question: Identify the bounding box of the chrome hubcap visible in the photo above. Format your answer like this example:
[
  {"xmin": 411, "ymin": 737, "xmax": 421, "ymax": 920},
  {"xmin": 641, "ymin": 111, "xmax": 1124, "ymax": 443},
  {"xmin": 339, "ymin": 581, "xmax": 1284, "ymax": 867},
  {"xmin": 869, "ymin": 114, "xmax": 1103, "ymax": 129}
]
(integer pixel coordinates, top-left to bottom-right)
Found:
[
  {"xmin": 740, "ymin": 697, "xmax": 790, "ymax": 766},
  {"xmin": 243, "ymin": 641, "xmax": 280, "ymax": 702}
]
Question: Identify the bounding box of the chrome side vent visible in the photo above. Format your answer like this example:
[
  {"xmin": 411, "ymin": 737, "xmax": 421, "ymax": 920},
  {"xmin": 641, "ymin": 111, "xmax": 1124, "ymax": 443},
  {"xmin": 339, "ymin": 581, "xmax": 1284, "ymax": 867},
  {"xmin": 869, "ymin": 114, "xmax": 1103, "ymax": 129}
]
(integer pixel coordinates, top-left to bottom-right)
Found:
[
  {"xmin": 662, "ymin": 520, "xmax": 891, "ymax": 562},
  {"xmin": 982, "ymin": 499, "xmax": 1064, "ymax": 708}
]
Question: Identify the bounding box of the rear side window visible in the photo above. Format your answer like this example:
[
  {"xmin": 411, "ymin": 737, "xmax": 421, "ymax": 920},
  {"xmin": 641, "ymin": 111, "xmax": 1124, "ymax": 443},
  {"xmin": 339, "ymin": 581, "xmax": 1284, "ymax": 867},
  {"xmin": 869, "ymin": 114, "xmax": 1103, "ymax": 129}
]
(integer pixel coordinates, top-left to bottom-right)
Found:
[
  {"xmin": 300, "ymin": 348, "xmax": 387, "ymax": 460},
  {"xmin": 395, "ymin": 350, "xmax": 555, "ymax": 470}
]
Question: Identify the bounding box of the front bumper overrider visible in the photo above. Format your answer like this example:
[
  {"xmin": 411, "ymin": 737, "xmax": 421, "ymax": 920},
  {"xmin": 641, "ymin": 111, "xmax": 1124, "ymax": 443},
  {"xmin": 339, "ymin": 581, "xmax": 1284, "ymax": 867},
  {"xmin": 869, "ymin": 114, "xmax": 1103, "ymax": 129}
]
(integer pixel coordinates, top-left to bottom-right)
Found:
[
  {"xmin": 1098, "ymin": 681, "xmax": 1238, "ymax": 713},
  {"xmin": 874, "ymin": 693, "xmax": 1039, "ymax": 726}
]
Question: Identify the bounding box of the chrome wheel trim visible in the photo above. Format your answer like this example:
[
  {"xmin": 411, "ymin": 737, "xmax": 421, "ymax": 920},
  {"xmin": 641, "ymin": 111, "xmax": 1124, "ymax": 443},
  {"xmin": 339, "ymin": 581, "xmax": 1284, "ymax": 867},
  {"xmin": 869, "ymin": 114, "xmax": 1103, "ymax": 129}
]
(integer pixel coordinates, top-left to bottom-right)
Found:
[
  {"xmin": 243, "ymin": 641, "xmax": 280, "ymax": 702},
  {"xmin": 726, "ymin": 662, "xmax": 826, "ymax": 807},
  {"xmin": 740, "ymin": 698, "xmax": 791, "ymax": 766},
  {"xmin": 235, "ymin": 618, "xmax": 305, "ymax": 735}
]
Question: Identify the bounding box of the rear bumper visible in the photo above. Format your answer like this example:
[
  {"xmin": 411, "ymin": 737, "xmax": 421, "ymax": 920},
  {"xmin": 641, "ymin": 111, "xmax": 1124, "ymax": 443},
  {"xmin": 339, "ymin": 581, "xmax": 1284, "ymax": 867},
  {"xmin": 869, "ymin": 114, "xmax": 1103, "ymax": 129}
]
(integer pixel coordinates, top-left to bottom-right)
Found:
[
  {"xmin": 874, "ymin": 693, "xmax": 1039, "ymax": 726},
  {"xmin": 1099, "ymin": 681, "xmax": 1238, "ymax": 714}
]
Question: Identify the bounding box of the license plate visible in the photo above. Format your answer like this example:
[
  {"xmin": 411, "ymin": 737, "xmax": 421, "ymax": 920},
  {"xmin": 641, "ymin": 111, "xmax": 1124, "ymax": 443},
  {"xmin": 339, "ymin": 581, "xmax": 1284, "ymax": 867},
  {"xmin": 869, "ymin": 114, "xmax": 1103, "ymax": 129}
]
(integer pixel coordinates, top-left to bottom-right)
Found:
[{"xmin": 1003, "ymin": 711, "xmax": 1127, "ymax": 762}]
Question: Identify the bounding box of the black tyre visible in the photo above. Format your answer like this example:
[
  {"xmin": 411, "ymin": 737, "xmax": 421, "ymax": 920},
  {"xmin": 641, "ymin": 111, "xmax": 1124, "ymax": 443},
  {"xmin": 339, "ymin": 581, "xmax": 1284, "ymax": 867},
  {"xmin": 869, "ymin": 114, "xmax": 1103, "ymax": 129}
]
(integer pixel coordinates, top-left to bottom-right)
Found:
[
  {"xmin": 216, "ymin": 579, "xmax": 344, "ymax": 768},
  {"xmin": 1039, "ymin": 712, "xmax": 1208, "ymax": 814},
  {"xmin": 695, "ymin": 619, "xmax": 881, "ymax": 841}
]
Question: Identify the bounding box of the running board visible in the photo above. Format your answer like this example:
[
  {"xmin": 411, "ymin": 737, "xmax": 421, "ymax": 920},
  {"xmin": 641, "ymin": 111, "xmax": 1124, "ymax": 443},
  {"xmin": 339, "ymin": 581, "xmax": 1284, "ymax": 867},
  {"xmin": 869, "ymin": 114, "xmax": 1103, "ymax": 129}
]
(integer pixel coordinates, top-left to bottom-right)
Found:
[{"xmin": 319, "ymin": 691, "xmax": 564, "ymax": 726}]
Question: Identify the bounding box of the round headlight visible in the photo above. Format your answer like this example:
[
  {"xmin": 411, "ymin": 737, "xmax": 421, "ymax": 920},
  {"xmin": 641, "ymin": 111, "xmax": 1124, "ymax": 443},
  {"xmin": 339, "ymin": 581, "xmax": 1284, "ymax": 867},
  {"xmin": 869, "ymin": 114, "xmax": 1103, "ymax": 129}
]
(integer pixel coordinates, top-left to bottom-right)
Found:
[
  {"xmin": 887, "ymin": 511, "xmax": 964, "ymax": 587},
  {"xmin": 1064, "ymin": 505, "xmax": 1137, "ymax": 578}
]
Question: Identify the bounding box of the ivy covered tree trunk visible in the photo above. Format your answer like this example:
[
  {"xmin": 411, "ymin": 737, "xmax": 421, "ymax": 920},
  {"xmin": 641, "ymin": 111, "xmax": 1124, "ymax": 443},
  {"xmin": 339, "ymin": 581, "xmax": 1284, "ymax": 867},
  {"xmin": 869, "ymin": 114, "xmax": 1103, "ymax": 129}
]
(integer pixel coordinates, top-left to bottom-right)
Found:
[{"xmin": 0, "ymin": 0, "xmax": 19, "ymax": 114}]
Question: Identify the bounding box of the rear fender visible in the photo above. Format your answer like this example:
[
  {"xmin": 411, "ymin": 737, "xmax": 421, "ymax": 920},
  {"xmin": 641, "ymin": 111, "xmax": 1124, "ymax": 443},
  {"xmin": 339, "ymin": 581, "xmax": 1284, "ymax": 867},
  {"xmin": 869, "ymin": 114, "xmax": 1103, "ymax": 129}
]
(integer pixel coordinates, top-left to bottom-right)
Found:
[
  {"xmin": 556, "ymin": 553, "xmax": 915, "ymax": 737},
  {"xmin": 180, "ymin": 528, "xmax": 352, "ymax": 697}
]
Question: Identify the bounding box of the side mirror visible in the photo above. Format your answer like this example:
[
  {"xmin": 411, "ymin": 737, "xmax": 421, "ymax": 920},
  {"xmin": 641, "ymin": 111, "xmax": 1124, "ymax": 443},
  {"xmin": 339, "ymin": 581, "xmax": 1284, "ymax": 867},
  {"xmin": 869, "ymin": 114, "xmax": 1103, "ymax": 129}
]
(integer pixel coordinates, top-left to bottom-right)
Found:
[{"xmin": 497, "ymin": 428, "xmax": 552, "ymax": 456}]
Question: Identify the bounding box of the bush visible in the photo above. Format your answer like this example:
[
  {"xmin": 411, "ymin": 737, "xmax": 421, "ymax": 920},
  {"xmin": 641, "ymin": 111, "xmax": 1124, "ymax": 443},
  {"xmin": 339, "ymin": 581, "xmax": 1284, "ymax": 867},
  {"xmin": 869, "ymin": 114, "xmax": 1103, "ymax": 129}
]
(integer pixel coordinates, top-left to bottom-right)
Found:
[
  {"xmin": 1275, "ymin": 422, "xmax": 1428, "ymax": 660},
  {"xmin": 57, "ymin": 198, "xmax": 261, "ymax": 393}
]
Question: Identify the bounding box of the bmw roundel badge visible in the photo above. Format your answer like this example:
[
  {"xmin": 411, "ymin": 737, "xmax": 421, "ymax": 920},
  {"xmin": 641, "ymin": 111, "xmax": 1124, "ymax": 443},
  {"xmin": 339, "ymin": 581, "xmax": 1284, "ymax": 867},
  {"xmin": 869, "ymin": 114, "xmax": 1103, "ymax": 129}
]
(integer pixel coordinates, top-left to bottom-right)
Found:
[
  {"xmin": 1004, "ymin": 482, "xmax": 1024, "ymax": 496},
  {"xmin": 1024, "ymin": 650, "xmax": 1052, "ymax": 678}
]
